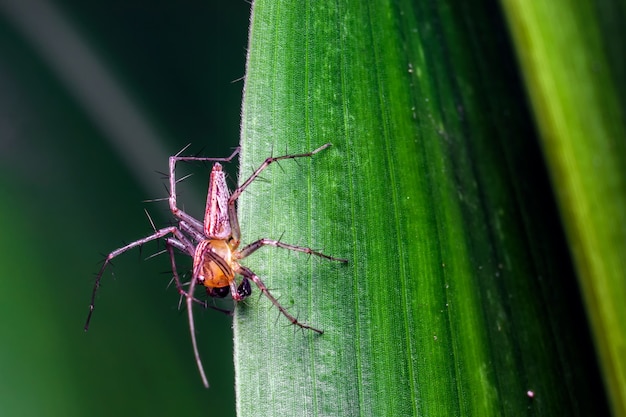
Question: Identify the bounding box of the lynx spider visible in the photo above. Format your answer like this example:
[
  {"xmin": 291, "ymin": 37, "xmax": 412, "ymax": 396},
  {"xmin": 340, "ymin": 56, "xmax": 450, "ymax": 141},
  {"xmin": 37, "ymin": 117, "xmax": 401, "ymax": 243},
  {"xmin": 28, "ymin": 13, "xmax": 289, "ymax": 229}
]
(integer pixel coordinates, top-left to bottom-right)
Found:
[{"xmin": 84, "ymin": 143, "xmax": 347, "ymax": 388}]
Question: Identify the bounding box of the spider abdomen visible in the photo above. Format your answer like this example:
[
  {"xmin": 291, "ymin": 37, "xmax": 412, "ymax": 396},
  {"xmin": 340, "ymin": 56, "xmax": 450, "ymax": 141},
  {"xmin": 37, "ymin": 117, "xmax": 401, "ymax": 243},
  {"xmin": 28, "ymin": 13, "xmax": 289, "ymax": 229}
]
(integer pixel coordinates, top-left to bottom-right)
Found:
[{"xmin": 193, "ymin": 239, "xmax": 235, "ymax": 289}]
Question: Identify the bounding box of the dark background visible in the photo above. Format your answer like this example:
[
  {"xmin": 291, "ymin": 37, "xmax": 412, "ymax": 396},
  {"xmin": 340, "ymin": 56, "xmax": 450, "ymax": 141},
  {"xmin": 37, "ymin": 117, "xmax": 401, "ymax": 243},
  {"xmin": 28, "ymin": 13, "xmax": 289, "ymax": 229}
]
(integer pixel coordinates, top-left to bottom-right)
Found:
[{"xmin": 0, "ymin": 2, "xmax": 249, "ymax": 416}]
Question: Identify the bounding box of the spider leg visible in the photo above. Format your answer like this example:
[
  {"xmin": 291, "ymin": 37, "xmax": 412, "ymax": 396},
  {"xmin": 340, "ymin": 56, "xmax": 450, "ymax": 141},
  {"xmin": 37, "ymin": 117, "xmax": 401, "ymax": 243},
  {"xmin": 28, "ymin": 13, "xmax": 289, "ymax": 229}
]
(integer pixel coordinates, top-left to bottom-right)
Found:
[
  {"xmin": 85, "ymin": 226, "xmax": 192, "ymax": 331},
  {"xmin": 237, "ymin": 238, "xmax": 348, "ymax": 263},
  {"xmin": 165, "ymin": 239, "xmax": 206, "ymax": 307},
  {"xmin": 179, "ymin": 220, "xmax": 206, "ymax": 244},
  {"xmin": 165, "ymin": 237, "xmax": 190, "ymax": 256},
  {"xmin": 235, "ymin": 264, "xmax": 323, "ymax": 335},
  {"xmin": 226, "ymin": 144, "xmax": 332, "ymax": 243},
  {"xmin": 228, "ymin": 143, "xmax": 331, "ymax": 203},
  {"xmin": 168, "ymin": 147, "xmax": 240, "ymax": 228},
  {"xmin": 167, "ymin": 243, "xmax": 209, "ymax": 389}
]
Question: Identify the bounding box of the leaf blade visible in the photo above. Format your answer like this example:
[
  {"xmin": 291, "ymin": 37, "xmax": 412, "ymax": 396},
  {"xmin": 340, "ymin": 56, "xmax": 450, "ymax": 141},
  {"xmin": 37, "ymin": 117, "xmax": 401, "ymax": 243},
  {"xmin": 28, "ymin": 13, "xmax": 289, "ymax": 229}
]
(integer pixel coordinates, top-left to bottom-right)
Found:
[{"xmin": 234, "ymin": 0, "xmax": 609, "ymax": 415}]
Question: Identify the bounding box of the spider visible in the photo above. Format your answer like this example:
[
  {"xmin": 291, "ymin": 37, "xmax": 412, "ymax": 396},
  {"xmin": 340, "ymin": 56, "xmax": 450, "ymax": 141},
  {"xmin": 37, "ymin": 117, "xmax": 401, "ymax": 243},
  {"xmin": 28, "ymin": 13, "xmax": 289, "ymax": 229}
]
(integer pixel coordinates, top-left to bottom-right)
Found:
[{"xmin": 84, "ymin": 143, "xmax": 348, "ymax": 388}]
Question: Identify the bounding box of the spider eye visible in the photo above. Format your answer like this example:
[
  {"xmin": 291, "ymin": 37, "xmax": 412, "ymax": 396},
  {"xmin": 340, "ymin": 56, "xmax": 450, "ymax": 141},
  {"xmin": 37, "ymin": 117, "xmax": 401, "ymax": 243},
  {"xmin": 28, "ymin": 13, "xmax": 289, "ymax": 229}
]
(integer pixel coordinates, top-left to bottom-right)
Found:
[
  {"xmin": 207, "ymin": 286, "xmax": 230, "ymax": 298},
  {"xmin": 237, "ymin": 278, "xmax": 252, "ymax": 299}
]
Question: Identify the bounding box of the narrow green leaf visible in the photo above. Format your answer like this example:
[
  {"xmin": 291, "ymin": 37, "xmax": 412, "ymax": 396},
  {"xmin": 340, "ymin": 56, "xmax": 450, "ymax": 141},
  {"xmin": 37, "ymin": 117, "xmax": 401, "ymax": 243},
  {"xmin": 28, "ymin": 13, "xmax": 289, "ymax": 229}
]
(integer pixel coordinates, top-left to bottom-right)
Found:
[
  {"xmin": 234, "ymin": 0, "xmax": 607, "ymax": 415},
  {"xmin": 501, "ymin": 1, "xmax": 626, "ymax": 415}
]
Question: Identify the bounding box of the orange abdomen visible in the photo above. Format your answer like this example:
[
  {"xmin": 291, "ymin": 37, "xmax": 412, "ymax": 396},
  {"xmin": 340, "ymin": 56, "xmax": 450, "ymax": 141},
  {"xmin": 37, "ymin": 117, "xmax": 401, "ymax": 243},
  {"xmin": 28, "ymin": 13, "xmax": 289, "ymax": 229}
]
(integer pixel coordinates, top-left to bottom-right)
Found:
[{"xmin": 193, "ymin": 239, "xmax": 235, "ymax": 289}]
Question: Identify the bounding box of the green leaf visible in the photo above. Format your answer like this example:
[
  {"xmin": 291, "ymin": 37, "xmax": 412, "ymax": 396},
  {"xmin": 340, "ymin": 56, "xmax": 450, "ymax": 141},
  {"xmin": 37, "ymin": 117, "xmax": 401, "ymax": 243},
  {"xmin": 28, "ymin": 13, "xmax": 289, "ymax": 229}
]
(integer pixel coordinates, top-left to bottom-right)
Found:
[
  {"xmin": 234, "ymin": 0, "xmax": 607, "ymax": 415},
  {"xmin": 501, "ymin": 1, "xmax": 626, "ymax": 415}
]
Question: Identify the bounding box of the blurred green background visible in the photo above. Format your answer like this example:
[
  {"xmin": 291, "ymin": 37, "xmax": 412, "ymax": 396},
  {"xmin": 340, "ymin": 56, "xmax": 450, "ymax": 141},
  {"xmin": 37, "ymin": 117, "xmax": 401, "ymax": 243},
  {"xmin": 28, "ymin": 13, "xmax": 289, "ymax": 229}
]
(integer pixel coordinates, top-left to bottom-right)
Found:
[{"xmin": 0, "ymin": 2, "xmax": 248, "ymax": 416}]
